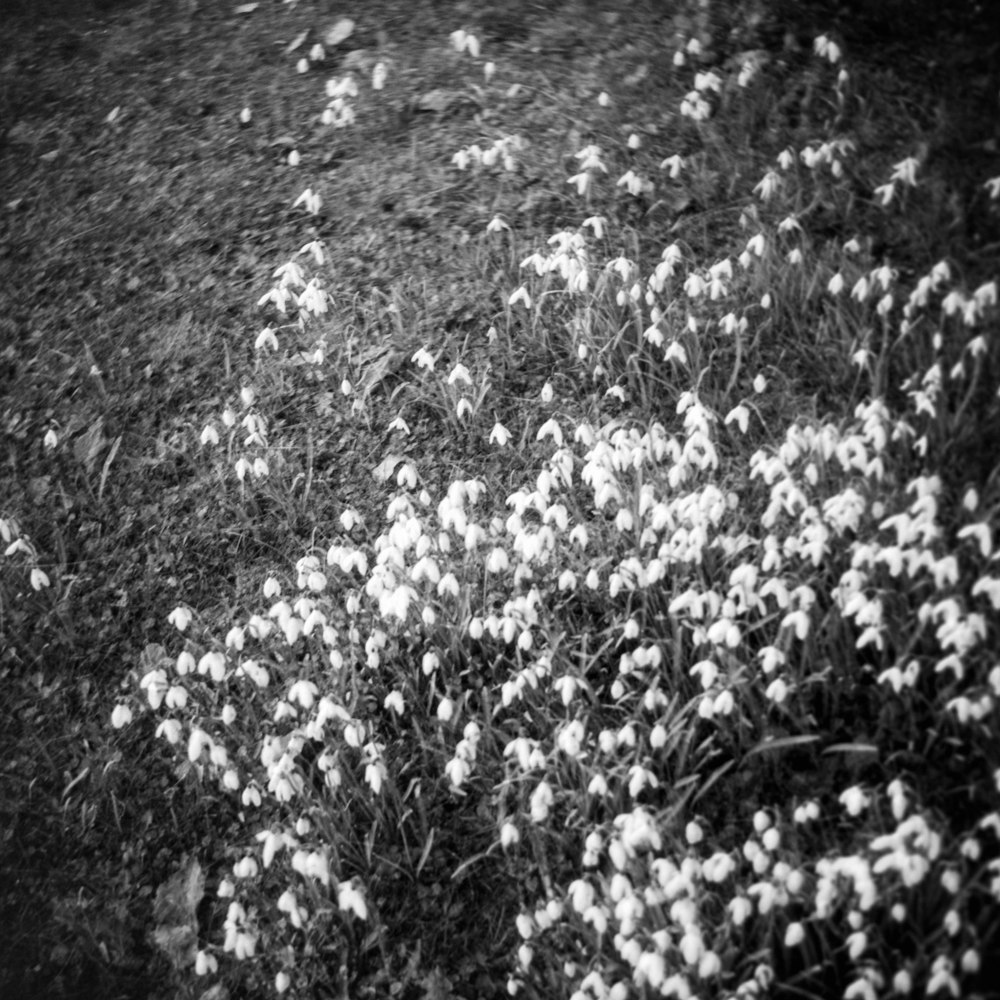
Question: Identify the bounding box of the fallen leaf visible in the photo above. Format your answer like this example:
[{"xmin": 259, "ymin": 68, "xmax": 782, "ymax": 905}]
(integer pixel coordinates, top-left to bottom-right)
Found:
[
  {"xmin": 373, "ymin": 454, "xmax": 405, "ymax": 483},
  {"xmin": 140, "ymin": 643, "xmax": 170, "ymax": 673},
  {"xmin": 421, "ymin": 967, "xmax": 455, "ymax": 1000},
  {"xmin": 415, "ymin": 89, "xmax": 464, "ymax": 113},
  {"xmin": 325, "ymin": 17, "xmax": 354, "ymax": 47},
  {"xmin": 152, "ymin": 856, "xmax": 204, "ymax": 970},
  {"xmin": 73, "ymin": 417, "xmax": 105, "ymax": 473}
]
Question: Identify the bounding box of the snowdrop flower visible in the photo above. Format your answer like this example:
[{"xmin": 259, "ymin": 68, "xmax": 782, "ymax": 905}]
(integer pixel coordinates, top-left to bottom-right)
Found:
[
  {"xmin": 195, "ymin": 950, "xmax": 218, "ymax": 975},
  {"xmin": 567, "ymin": 171, "xmax": 593, "ymax": 197},
  {"xmin": 680, "ymin": 91, "xmax": 711, "ymax": 120},
  {"xmin": 694, "ymin": 70, "xmax": 722, "ymax": 93},
  {"xmin": 874, "ymin": 182, "xmax": 895, "ymax": 206},
  {"xmin": 254, "ymin": 327, "xmax": 278, "ymax": 351},
  {"xmin": 754, "ymin": 171, "xmax": 781, "ymax": 201},
  {"xmin": 530, "ymin": 781, "xmax": 554, "ymax": 822},
  {"xmin": 616, "ymin": 170, "xmax": 650, "ymax": 197},
  {"xmin": 168, "ymin": 606, "xmax": 193, "ymax": 631},
  {"xmin": 509, "ymin": 286, "xmax": 532, "ymax": 309},
  {"xmin": 489, "ymin": 422, "xmax": 511, "ymax": 447},
  {"xmin": 111, "ymin": 704, "xmax": 133, "ymax": 729},
  {"xmin": 337, "ymin": 881, "xmax": 368, "ymax": 920},
  {"xmin": 660, "ymin": 154, "xmax": 684, "ymax": 178},
  {"xmin": 725, "ymin": 405, "xmax": 749, "ymax": 434},
  {"xmin": 813, "ymin": 34, "xmax": 842, "ymax": 63},
  {"xmin": 839, "ymin": 785, "xmax": 870, "ymax": 816},
  {"xmin": 784, "ymin": 922, "xmax": 805, "ymax": 947},
  {"xmin": 891, "ymin": 156, "xmax": 920, "ymax": 187}
]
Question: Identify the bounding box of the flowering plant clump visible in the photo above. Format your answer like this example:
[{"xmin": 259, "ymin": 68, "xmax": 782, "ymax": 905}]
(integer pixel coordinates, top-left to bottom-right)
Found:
[{"xmin": 107, "ymin": 4, "xmax": 1000, "ymax": 998}]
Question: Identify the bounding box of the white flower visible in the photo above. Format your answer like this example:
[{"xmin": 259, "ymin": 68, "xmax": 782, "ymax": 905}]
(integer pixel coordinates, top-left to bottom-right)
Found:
[
  {"xmin": 784, "ymin": 922, "xmax": 805, "ymax": 947},
  {"xmin": 530, "ymin": 781, "xmax": 554, "ymax": 822},
  {"xmin": 660, "ymin": 154, "xmax": 684, "ymax": 178},
  {"xmin": 813, "ymin": 34, "xmax": 841, "ymax": 63},
  {"xmin": 725, "ymin": 405, "xmax": 749, "ymax": 434},
  {"xmin": 891, "ymin": 156, "xmax": 920, "ymax": 187},
  {"xmin": 694, "ymin": 70, "xmax": 722, "ymax": 93},
  {"xmin": 508, "ymin": 286, "xmax": 532, "ymax": 309},
  {"xmin": 337, "ymin": 881, "xmax": 368, "ymax": 920},
  {"xmin": 754, "ymin": 171, "xmax": 781, "ymax": 201},
  {"xmin": 489, "ymin": 422, "xmax": 511, "ymax": 447},
  {"xmin": 168, "ymin": 606, "xmax": 193, "ymax": 631},
  {"xmin": 111, "ymin": 704, "xmax": 133, "ymax": 729},
  {"xmin": 536, "ymin": 418, "xmax": 563, "ymax": 445},
  {"xmin": 839, "ymin": 785, "xmax": 870, "ymax": 816},
  {"xmin": 500, "ymin": 821, "xmax": 520, "ymax": 848},
  {"xmin": 195, "ymin": 950, "xmax": 218, "ymax": 975},
  {"xmin": 874, "ymin": 182, "xmax": 895, "ymax": 206},
  {"xmin": 567, "ymin": 171, "xmax": 592, "ymax": 197},
  {"xmin": 292, "ymin": 188, "xmax": 322, "ymax": 215}
]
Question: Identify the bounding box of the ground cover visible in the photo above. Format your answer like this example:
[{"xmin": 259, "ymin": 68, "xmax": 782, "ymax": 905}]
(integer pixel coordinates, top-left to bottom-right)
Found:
[{"xmin": 1, "ymin": 0, "xmax": 999, "ymax": 997}]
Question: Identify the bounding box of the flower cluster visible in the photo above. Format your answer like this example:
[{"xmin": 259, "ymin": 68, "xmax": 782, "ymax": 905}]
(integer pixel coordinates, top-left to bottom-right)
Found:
[{"xmin": 114, "ymin": 15, "xmax": 1000, "ymax": 1000}]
